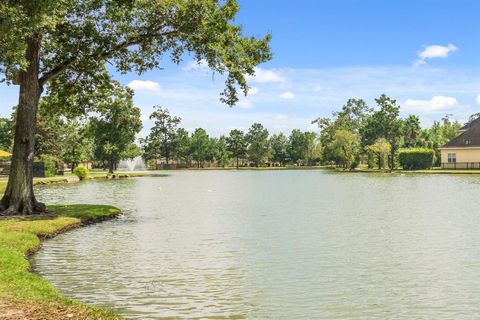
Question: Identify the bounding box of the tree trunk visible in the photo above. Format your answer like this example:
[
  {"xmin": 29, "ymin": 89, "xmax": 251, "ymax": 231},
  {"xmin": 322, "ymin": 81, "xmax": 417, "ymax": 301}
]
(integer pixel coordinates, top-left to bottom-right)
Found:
[
  {"xmin": 1, "ymin": 35, "xmax": 45, "ymax": 214},
  {"xmin": 236, "ymin": 156, "xmax": 239, "ymax": 169},
  {"xmin": 108, "ymin": 159, "xmax": 114, "ymax": 174},
  {"xmin": 71, "ymin": 146, "xmax": 76, "ymax": 170},
  {"xmin": 389, "ymin": 148, "xmax": 395, "ymax": 170}
]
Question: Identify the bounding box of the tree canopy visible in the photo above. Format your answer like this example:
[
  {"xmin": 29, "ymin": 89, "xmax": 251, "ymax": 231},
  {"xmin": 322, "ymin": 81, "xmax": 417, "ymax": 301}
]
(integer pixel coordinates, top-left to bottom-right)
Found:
[
  {"xmin": 89, "ymin": 84, "xmax": 142, "ymax": 173},
  {"xmin": 246, "ymin": 123, "xmax": 270, "ymax": 166},
  {"xmin": 226, "ymin": 129, "xmax": 247, "ymax": 168},
  {"xmin": 1, "ymin": 0, "xmax": 272, "ymax": 106},
  {"xmin": 147, "ymin": 106, "xmax": 181, "ymax": 165}
]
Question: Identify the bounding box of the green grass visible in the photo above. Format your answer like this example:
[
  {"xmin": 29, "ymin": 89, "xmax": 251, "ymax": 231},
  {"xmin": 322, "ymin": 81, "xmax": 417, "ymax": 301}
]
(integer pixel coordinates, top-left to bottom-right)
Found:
[
  {"xmin": 400, "ymin": 169, "xmax": 480, "ymax": 174},
  {"xmin": 48, "ymin": 204, "xmax": 121, "ymax": 221},
  {"xmin": 346, "ymin": 166, "xmax": 480, "ymax": 175},
  {"xmin": 0, "ymin": 204, "xmax": 122, "ymax": 319}
]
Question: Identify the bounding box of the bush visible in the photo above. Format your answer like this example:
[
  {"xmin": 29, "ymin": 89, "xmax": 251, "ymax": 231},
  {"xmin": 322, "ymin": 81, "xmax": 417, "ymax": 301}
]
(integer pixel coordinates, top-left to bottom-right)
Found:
[
  {"xmin": 399, "ymin": 148, "xmax": 435, "ymax": 170},
  {"xmin": 39, "ymin": 154, "xmax": 59, "ymax": 177},
  {"xmin": 73, "ymin": 166, "xmax": 89, "ymax": 180},
  {"xmin": 350, "ymin": 158, "xmax": 359, "ymax": 170}
]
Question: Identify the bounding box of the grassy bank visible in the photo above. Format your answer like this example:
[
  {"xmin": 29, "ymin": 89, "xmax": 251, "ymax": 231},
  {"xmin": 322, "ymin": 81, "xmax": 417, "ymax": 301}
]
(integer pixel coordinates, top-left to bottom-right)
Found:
[
  {"xmin": 343, "ymin": 167, "xmax": 480, "ymax": 175},
  {"xmin": 0, "ymin": 204, "xmax": 122, "ymax": 320}
]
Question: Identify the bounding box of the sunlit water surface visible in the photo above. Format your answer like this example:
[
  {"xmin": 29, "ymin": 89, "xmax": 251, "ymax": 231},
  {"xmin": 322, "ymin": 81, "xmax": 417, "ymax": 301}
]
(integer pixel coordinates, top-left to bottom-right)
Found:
[{"xmin": 32, "ymin": 170, "xmax": 480, "ymax": 319}]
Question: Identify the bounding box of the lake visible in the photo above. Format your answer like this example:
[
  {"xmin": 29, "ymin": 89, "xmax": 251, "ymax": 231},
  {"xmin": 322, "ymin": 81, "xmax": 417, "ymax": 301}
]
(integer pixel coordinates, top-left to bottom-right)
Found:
[{"xmin": 32, "ymin": 170, "xmax": 480, "ymax": 319}]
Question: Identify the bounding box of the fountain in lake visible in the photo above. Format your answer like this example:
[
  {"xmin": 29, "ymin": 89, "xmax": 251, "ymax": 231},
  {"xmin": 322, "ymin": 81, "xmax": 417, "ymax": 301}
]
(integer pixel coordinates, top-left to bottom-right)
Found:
[{"xmin": 117, "ymin": 156, "xmax": 146, "ymax": 171}]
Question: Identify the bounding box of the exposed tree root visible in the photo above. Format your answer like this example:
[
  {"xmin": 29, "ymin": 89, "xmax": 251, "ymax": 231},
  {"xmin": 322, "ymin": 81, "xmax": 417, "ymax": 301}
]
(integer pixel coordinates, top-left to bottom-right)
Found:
[{"xmin": 0, "ymin": 196, "xmax": 46, "ymax": 215}]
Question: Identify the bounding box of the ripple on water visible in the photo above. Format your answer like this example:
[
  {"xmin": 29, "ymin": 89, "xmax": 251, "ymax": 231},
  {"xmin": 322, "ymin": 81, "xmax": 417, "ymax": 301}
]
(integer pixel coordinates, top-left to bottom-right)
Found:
[{"xmin": 31, "ymin": 171, "xmax": 480, "ymax": 319}]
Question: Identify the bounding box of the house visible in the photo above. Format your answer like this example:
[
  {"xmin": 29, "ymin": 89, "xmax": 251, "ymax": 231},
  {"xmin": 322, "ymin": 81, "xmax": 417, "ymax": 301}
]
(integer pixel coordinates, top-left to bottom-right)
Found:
[{"xmin": 440, "ymin": 117, "xmax": 480, "ymax": 169}]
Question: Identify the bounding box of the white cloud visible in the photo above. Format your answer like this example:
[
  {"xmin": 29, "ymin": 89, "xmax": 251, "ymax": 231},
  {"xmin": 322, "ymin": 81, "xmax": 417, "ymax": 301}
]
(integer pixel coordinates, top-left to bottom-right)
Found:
[
  {"xmin": 182, "ymin": 59, "xmax": 209, "ymax": 71},
  {"xmin": 476, "ymin": 93, "xmax": 480, "ymax": 106},
  {"xmin": 237, "ymin": 99, "xmax": 253, "ymax": 109},
  {"xmin": 414, "ymin": 44, "xmax": 458, "ymax": 66},
  {"xmin": 404, "ymin": 96, "xmax": 459, "ymax": 113},
  {"xmin": 248, "ymin": 87, "xmax": 259, "ymax": 95},
  {"xmin": 273, "ymin": 114, "xmax": 289, "ymax": 120},
  {"xmin": 279, "ymin": 91, "xmax": 295, "ymax": 100},
  {"xmin": 248, "ymin": 67, "xmax": 285, "ymax": 83},
  {"xmin": 313, "ymin": 85, "xmax": 323, "ymax": 92},
  {"xmin": 127, "ymin": 80, "xmax": 161, "ymax": 92}
]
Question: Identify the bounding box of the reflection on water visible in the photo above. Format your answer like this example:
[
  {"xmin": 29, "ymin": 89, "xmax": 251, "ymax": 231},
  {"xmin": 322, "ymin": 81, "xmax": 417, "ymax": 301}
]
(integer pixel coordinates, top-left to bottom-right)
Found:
[{"xmin": 32, "ymin": 171, "xmax": 480, "ymax": 319}]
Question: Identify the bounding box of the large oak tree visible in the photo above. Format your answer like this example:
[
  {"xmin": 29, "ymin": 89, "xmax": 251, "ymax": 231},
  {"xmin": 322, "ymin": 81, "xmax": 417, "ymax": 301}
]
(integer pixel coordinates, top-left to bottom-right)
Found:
[{"xmin": 0, "ymin": 0, "xmax": 271, "ymax": 214}]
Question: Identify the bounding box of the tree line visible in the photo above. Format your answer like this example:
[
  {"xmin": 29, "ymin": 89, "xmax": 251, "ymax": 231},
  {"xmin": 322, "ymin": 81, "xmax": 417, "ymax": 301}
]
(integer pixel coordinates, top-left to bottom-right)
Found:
[
  {"xmin": 140, "ymin": 106, "xmax": 321, "ymax": 168},
  {"xmin": 140, "ymin": 94, "xmax": 463, "ymax": 170},
  {"xmin": 314, "ymin": 95, "xmax": 461, "ymax": 169},
  {"xmin": 0, "ymin": 93, "xmax": 464, "ymax": 173}
]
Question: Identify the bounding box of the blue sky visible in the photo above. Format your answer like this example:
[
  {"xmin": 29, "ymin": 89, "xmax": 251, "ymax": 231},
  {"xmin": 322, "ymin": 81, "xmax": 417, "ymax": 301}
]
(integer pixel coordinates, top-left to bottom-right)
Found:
[{"xmin": 1, "ymin": 0, "xmax": 480, "ymax": 137}]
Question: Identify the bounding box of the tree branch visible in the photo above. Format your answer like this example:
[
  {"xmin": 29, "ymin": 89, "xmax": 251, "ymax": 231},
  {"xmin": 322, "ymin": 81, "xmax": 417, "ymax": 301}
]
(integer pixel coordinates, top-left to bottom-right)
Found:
[{"xmin": 38, "ymin": 30, "xmax": 177, "ymax": 86}]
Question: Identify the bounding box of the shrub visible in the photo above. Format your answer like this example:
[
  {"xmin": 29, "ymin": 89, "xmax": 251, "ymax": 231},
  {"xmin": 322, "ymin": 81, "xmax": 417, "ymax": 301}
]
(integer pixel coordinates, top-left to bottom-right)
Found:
[
  {"xmin": 350, "ymin": 158, "xmax": 359, "ymax": 170},
  {"xmin": 146, "ymin": 159, "xmax": 157, "ymax": 170},
  {"xmin": 399, "ymin": 148, "xmax": 435, "ymax": 170},
  {"xmin": 39, "ymin": 154, "xmax": 59, "ymax": 177},
  {"xmin": 73, "ymin": 166, "xmax": 89, "ymax": 180}
]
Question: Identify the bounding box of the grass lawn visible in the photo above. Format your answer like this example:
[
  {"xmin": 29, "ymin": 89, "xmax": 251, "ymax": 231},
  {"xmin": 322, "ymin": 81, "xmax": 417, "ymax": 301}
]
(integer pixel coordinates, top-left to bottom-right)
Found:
[
  {"xmin": 345, "ymin": 166, "xmax": 480, "ymax": 175},
  {"xmin": 0, "ymin": 204, "xmax": 122, "ymax": 320}
]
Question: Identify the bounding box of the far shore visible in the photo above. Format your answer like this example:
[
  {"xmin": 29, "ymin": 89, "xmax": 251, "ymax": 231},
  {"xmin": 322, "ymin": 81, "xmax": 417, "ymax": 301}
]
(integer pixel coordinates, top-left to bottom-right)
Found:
[
  {"xmin": 339, "ymin": 167, "xmax": 480, "ymax": 175},
  {"xmin": 162, "ymin": 165, "xmax": 480, "ymax": 175},
  {"xmin": 1, "ymin": 165, "xmax": 480, "ymax": 196}
]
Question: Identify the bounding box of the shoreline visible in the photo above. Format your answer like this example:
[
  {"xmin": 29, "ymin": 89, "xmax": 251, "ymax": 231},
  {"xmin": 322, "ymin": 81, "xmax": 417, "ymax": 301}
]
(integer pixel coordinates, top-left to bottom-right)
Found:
[
  {"xmin": 339, "ymin": 168, "xmax": 480, "ymax": 175},
  {"xmin": 0, "ymin": 204, "xmax": 123, "ymax": 320},
  {"xmin": 2, "ymin": 165, "xmax": 478, "ymax": 197},
  {"xmin": 149, "ymin": 166, "xmax": 480, "ymax": 174}
]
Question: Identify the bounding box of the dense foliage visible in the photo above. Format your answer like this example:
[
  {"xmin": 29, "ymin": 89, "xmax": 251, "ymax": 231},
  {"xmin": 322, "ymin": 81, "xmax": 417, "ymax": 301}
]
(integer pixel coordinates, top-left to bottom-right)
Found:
[
  {"xmin": 89, "ymin": 84, "xmax": 142, "ymax": 173},
  {"xmin": 38, "ymin": 154, "xmax": 58, "ymax": 177},
  {"xmin": 399, "ymin": 148, "xmax": 435, "ymax": 170},
  {"xmin": 0, "ymin": 117, "xmax": 13, "ymax": 151},
  {"xmin": 313, "ymin": 95, "xmax": 462, "ymax": 170},
  {"xmin": 144, "ymin": 106, "xmax": 181, "ymax": 165},
  {"xmin": 141, "ymin": 110, "xmax": 321, "ymax": 168}
]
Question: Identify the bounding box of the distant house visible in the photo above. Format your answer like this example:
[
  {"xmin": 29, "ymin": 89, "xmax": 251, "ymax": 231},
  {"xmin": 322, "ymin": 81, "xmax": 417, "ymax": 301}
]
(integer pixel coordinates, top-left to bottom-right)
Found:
[{"xmin": 440, "ymin": 117, "xmax": 480, "ymax": 169}]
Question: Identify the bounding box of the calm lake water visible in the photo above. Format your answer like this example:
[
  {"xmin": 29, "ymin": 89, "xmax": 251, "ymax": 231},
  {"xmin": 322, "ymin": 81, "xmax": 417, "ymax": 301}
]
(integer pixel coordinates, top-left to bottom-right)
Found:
[{"xmin": 32, "ymin": 170, "xmax": 480, "ymax": 319}]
